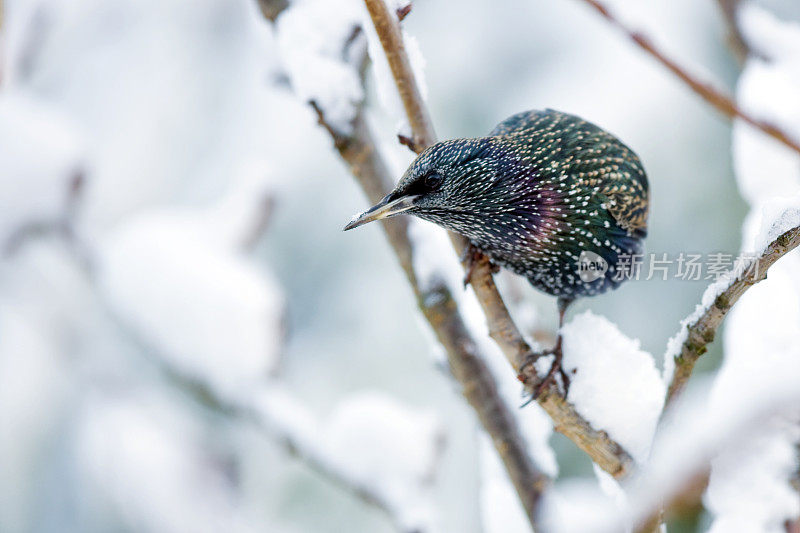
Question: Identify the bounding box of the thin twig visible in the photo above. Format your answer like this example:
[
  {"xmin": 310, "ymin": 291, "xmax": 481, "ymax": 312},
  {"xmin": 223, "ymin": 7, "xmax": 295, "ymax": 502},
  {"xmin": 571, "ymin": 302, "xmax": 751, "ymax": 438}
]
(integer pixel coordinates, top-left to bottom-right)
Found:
[
  {"xmin": 256, "ymin": 0, "xmax": 289, "ymax": 22},
  {"xmin": 578, "ymin": 0, "xmax": 800, "ymax": 156},
  {"xmin": 715, "ymin": 0, "xmax": 750, "ymax": 62},
  {"xmin": 363, "ymin": 0, "xmax": 635, "ymax": 479},
  {"xmin": 666, "ymin": 226, "xmax": 800, "ymax": 404},
  {"xmin": 363, "ymin": 0, "xmax": 436, "ymax": 150},
  {"xmin": 310, "ymin": 100, "xmax": 549, "ymax": 530}
]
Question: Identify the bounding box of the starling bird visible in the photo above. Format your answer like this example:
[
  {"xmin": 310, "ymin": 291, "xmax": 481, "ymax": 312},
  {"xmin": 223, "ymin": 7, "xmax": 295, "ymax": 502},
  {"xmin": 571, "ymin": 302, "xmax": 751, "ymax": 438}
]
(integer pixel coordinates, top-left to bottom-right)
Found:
[{"xmin": 344, "ymin": 109, "xmax": 649, "ymax": 394}]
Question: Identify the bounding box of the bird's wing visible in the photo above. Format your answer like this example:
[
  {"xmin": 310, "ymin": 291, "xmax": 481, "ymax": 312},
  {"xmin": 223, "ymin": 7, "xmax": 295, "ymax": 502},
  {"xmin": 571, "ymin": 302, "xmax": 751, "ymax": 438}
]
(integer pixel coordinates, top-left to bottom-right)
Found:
[
  {"xmin": 490, "ymin": 109, "xmax": 650, "ymax": 235},
  {"xmin": 488, "ymin": 109, "xmax": 555, "ymax": 137},
  {"xmin": 599, "ymin": 178, "xmax": 649, "ymax": 237}
]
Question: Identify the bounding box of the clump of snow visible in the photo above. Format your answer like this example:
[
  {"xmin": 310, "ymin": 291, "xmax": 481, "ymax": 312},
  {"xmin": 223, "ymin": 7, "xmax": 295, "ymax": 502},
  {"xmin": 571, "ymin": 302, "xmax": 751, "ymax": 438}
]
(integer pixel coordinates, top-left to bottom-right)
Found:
[
  {"xmin": 97, "ymin": 208, "xmax": 285, "ymax": 398},
  {"xmin": 0, "ymin": 93, "xmax": 83, "ymax": 247},
  {"xmin": 749, "ymin": 195, "xmax": 800, "ymax": 253},
  {"xmin": 324, "ymin": 391, "xmax": 443, "ymax": 529},
  {"xmin": 76, "ymin": 392, "xmax": 254, "ymax": 533},
  {"xmin": 539, "ymin": 478, "xmax": 624, "ymax": 533},
  {"xmin": 252, "ymin": 387, "xmax": 444, "ymax": 531},
  {"xmin": 276, "ymin": 0, "xmax": 366, "ymax": 134},
  {"xmin": 561, "ymin": 311, "xmax": 665, "ymax": 463},
  {"xmin": 733, "ymin": 5, "xmax": 800, "ymax": 204},
  {"xmin": 277, "ymin": 0, "xmax": 428, "ymax": 137},
  {"xmin": 706, "ymin": 422, "xmax": 800, "ymax": 533}
]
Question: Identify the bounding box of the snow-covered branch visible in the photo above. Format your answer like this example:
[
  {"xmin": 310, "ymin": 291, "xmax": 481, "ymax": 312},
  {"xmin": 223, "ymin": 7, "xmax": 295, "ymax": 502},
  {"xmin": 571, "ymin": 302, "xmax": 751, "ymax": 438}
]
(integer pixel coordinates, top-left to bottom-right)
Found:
[
  {"xmin": 665, "ymin": 223, "xmax": 800, "ymax": 404},
  {"xmin": 270, "ymin": 0, "xmax": 555, "ymax": 527},
  {"xmin": 577, "ymin": 0, "xmax": 800, "ymax": 156}
]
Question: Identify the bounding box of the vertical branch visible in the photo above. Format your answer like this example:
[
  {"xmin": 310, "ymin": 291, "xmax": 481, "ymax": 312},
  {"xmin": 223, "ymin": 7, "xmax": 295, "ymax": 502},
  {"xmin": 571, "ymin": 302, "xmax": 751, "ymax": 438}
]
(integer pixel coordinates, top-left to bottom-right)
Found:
[
  {"xmin": 715, "ymin": 0, "xmax": 750, "ymax": 61},
  {"xmin": 362, "ymin": 0, "xmax": 635, "ymax": 479},
  {"xmin": 363, "ymin": 0, "xmax": 436, "ymax": 150},
  {"xmin": 311, "ymin": 103, "xmax": 549, "ymax": 530}
]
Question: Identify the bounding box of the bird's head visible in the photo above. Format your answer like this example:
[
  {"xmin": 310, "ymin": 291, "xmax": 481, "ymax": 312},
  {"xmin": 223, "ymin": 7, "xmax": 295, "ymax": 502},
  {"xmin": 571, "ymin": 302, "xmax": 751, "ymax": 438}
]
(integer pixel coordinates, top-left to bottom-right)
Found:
[{"xmin": 344, "ymin": 137, "xmax": 510, "ymax": 232}]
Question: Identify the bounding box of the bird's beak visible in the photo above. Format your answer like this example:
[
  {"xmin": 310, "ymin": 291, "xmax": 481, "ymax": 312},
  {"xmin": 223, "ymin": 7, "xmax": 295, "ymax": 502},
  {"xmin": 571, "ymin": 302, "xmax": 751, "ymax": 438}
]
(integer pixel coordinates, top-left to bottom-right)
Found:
[{"xmin": 343, "ymin": 194, "xmax": 420, "ymax": 231}]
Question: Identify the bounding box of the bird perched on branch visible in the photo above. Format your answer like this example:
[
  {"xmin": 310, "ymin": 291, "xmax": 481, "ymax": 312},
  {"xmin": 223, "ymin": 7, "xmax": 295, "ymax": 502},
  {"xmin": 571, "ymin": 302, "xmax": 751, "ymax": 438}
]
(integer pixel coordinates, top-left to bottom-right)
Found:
[{"xmin": 344, "ymin": 109, "xmax": 649, "ymax": 396}]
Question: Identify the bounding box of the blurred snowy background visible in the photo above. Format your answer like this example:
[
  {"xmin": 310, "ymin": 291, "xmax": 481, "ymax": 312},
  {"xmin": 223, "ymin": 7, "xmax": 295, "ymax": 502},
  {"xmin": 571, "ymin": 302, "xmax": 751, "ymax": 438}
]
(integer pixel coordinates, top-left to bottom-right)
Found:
[{"xmin": 0, "ymin": 0, "xmax": 799, "ymax": 532}]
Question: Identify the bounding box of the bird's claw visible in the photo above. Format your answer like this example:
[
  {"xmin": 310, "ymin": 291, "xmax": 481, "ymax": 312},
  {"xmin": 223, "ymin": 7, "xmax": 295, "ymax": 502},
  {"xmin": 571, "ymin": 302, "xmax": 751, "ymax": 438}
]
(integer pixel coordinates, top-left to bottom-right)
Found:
[{"xmin": 518, "ymin": 345, "xmax": 572, "ymax": 403}]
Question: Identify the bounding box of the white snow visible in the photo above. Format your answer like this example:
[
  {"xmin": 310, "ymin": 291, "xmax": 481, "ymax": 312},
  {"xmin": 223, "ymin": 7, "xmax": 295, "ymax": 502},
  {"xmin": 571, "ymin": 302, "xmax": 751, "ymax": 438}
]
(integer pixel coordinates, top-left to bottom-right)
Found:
[
  {"xmin": 539, "ymin": 478, "xmax": 622, "ymax": 533},
  {"xmin": 662, "ymin": 193, "xmax": 800, "ymax": 384},
  {"xmin": 324, "ymin": 391, "xmax": 443, "ymax": 530},
  {"xmin": 733, "ymin": 5, "xmax": 800, "ymax": 205},
  {"xmin": 0, "ymin": 93, "xmax": 83, "ymax": 247},
  {"xmin": 252, "ymin": 386, "xmax": 444, "ymax": 532},
  {"xmin": 749, "ymin": 194, "xmax": 800, "ymax": 253},
  {"xmin": 0, "ymin": 305, "xmax": 68, "ymax": 532},
  {"xmin": 561, "ymin": 311, "xmax": 665, "ymax": 463},
  {"xmin": 98, "ymin": 208, "xmax": 285, "ymax": 398},
  {"xmin": 277, "ymin": 0, "xmax": 427, "ymax": 137},
  {"xmin": 704, "ymin": 254, "xmax": 800, "ymax": 531},
  {"xmin": 76, "ymin": 392, "xmax": 255, "ymax": 533},
  {"xmin": 276, "ymin": 0, "xmax": 366, "ymax": 134},
  {"xmin": 479, "ymin": 435, "xmax": 532, "ymax": 533},
  {"xmin": 706, "ymin": 422, "xmax": 800, "ymax": 533}
]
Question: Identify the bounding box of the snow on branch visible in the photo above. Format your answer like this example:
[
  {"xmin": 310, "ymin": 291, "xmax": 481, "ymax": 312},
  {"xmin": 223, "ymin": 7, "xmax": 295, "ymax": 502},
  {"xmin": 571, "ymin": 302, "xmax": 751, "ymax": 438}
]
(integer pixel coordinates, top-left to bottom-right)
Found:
[
  {"xmin": 577, "ymin": 0, "xmax": 800, "ymax": 156},
  {"xmin": 361, "ymin": 0, "xmax": 637, "ymax": 480},
  {"xmin": 664, "ymin": 220, "xmax": 800, "ymax": 404}
]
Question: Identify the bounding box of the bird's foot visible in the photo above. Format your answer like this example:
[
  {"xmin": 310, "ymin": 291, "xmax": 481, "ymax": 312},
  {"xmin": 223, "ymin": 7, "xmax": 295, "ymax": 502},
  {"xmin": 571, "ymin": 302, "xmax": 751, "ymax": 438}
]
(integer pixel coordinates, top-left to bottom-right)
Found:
[
  {"xmin": 460, "ymin": 243, "xmax": 499, "ymax": 288},
  {"xmin": 518, "ymin": 344, "xmax": 573, "ymax": 402}
]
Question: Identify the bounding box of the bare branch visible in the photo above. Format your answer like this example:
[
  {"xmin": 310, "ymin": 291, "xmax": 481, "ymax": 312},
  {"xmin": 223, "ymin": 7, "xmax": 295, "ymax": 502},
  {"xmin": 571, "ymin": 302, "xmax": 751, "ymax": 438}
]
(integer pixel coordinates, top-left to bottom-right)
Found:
[
  {"xmin": 666, "ymin": 225, "xmax": 800, "ymax": 404},
  {"xmin": 256, "ymin": 0, "xmax": 289, "ymax": 22},
  {"xmin": 715, "ymin": 0, "xmax": 751, "ymax": 62},
  {"xmin": 578, "ymin": 0, "xmax": 800, "ymax": 156},
  {"xmin": 363, "ymin": 0, "xmax": 436, "ymax": 150},
  {"xmin": 362, "ymin": 0, "xmax": 635, "ymax": 479}
]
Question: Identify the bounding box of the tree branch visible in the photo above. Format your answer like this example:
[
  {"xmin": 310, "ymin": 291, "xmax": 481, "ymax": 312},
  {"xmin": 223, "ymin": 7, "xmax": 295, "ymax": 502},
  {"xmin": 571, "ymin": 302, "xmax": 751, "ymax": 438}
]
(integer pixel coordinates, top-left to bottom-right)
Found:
[
  {"xmin": 263, "ymin": 3, "xmax": 551, "ymax": 522},
  {"xmin": 715, "ymin": 0, "xmax": 750, "ymax": 62},
  {"xmin": 310, "ymin": 101, "xmax": 548, "ymax": 530},
  {"xmin": 666, "ymin": 225, "xmax": 800, "ymax": 404},
  {"xmin": 256, "ymin": 0, "xmax": 289, "ymax": 22},
  {"xmin": 362, "ymin": 0, "xmax": 636, "ymax": 480},
  {"xmin": 577, "ymin": 0, "xmax": 800, "ymax": 156}
]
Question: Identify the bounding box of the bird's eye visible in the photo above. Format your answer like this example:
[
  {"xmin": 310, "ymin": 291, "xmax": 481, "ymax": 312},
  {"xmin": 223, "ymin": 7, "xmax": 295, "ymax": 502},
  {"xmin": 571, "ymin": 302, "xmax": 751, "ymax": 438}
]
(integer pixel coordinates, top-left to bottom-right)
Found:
[{"xmin": 423, "ymin": 172, "xmax": 443, "ymax": 190}]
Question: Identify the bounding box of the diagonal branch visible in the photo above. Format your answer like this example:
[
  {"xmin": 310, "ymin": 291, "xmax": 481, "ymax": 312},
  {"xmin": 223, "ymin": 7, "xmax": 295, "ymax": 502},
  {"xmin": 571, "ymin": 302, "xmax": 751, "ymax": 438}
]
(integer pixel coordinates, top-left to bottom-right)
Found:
[
  {"xmin": 577, "ymin": 0, "xmax": 800, "ymax": 156},
  {"xmin": 311, "ymin": 101, "xmax": 549, "ymax": 531},
  {"xmin": 362, "ymin": 0, "xmax": 635, "ymax": 479},
  {"xmin": 665, "ymin": 225, "xmax": 800, "ymax": 404},
  {"xmin": 259, "ymin": 1, "xmax": 551, "ymax": 523}
]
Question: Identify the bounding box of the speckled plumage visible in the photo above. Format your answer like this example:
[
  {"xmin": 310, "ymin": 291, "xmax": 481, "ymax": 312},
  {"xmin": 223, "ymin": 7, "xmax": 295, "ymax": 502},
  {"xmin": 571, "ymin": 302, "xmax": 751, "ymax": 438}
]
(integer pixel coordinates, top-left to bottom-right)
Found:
[{"xmin": 389, "ymin": 109, "xmax": 649, "ymax": 299}]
